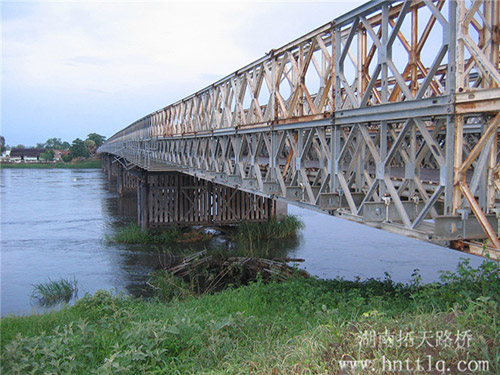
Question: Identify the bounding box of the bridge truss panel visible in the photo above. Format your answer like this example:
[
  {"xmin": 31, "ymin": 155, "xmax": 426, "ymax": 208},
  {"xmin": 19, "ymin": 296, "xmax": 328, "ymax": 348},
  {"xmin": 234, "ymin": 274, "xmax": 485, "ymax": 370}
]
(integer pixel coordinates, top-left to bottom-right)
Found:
[{"xmin": 99, "ymin": 0, "xmax": 500, "ymax": 254}]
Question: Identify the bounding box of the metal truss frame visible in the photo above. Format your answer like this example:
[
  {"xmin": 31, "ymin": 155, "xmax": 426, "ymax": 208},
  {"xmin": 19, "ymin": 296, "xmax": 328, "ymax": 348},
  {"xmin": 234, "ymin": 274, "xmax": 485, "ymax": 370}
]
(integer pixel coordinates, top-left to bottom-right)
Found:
[{"xmin": 100, "ymin": 0, "xmax": 500, "ymax": 255}]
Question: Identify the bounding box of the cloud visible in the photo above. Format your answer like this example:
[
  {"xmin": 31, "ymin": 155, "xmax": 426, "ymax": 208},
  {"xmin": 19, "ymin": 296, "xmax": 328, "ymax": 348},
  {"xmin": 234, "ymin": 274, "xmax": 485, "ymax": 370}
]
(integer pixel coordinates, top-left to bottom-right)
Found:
[
  {"xmin": 3, "ymin": 2, "xmax": 257, "ymax": 94},
  {"xmin": 1, "ymin": 1, "xmax": 366, "ymax": 146}
]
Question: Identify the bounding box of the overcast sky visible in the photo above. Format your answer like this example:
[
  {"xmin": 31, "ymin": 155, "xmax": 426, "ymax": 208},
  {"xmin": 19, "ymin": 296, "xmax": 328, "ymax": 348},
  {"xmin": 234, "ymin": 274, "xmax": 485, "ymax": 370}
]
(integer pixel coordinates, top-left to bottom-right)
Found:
[{"xmin": 2, "ymin": 0, "xmax": 366, "ymax": 147}]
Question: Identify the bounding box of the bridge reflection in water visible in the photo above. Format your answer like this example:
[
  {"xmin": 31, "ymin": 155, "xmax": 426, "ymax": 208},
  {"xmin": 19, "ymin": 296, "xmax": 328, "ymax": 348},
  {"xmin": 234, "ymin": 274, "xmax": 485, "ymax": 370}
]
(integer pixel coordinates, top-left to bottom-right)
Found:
[{"xmin": 99, "ymin": 0, "xmax": 500, "ymax": 259}]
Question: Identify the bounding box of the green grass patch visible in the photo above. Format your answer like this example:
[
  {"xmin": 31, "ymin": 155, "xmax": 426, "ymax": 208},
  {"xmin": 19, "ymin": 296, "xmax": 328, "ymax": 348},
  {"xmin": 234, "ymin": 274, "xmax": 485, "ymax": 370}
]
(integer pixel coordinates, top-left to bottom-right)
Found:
[
  {"xmin": 233, "ymin": 215, "xmax": 304, "ymax": 241},
  {"xmin": 109, "ymin": 223, "xmax": 213, "ymax": 245},
  {"xmin": 2, "ymin": 260, "xmax": 498, "ymax": 374},
  {"xmin": 0, "ymin": 160, "xmax": 102, "ymax": 169},
  {"xmin": 109, "ymin": 217, "xmax": 302, "ymax": 256},
  {"xmin": 232, "ymin": 215, "xmax": 304, "ymax": 257},
  {"xmin": 31, "ymin": 278, "xmax": 78, "ymax": 306}
]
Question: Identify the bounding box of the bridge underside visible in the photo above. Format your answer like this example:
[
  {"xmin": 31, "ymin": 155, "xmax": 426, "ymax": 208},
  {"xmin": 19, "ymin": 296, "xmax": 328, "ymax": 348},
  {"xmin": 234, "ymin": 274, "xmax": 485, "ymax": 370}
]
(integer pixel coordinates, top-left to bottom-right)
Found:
[
  {"xmin": 98, "ymin": 0, "xmax": 500, "ymax": 259},
  {"xmin": 103, "ymin": 155, "xmax": 281, "ymax": 229}
]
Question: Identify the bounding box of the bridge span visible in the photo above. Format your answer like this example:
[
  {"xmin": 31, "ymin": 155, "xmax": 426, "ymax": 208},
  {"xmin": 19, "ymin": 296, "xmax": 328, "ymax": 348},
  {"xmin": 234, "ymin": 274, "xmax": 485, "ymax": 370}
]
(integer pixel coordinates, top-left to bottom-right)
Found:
[{"xmin": 98, "ymin": 0, "xmax": 500, "ymax": 259}]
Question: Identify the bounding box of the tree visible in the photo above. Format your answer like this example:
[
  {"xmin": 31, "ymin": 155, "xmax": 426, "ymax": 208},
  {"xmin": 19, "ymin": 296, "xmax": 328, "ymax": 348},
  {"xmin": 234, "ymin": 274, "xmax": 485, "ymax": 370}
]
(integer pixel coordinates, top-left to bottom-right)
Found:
[
  {"xmin": 35, "ymin": 138, "xmax": 71, "ymax": 150},
  {"xmin": 69, "ymin": 138, "xmax": 90, "ymax": 158},
  {"xmin": 86, "ymin": 133, "xmax": 106, "ymax": 148},
  {"xmin": 40, "ymin": 149, "xmax": 55, "ymax": 161},
  {"xmin": 84, "ymin": 139, "xmax": 97, "ymax": 154},
  {"xmin": 0, "ymin": 136, "xmax": 5, "ymax": 153},
  {"xmin": 15, "ymin": 144, "xmax": 26, "ymax": 149},
  {"xmin": 44, "ymin": 138, "xmax": 64, "ymax": 149}
]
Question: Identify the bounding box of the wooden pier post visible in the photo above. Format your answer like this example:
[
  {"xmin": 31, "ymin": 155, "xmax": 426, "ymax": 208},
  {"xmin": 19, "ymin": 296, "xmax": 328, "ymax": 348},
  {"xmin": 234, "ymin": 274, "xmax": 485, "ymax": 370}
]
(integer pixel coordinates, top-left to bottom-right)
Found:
[
  {"xmin": 116, "ymin": 163, "xmax": 124, "ymax": 197},
  {"xmin": 273, "ymin": 200, "xmax": 288, "ymax": 220},
  {"xmin": 137, "ymin": 176, "xmax": 149, "ymax": 231}
]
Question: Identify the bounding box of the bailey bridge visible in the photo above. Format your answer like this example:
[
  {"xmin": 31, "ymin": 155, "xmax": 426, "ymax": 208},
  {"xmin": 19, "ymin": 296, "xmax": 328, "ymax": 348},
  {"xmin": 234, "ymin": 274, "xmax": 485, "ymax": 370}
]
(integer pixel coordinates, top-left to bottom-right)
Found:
[{"xmin": 98, "ymin": 0, "xmax": 500, "ymax": 259}]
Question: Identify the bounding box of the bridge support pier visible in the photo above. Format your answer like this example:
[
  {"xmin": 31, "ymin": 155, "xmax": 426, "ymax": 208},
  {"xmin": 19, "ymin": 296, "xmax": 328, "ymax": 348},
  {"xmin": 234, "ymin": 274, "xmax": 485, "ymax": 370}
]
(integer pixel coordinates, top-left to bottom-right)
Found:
[
  {"xmin": 102, "ymin": 154, "xmax": 137, "ymax": 196},
  {"xmin": 116, "ymin": 163, "xmax": 137, "ymax": 197},
  {"xmin": 137, "ymin": 177, "xmax": 149, "ymax": 231},
  {"xmin": 102, "ymin": 154, "xmax": 112, "ymax": 181},
  {"xmin": 102, "ymin": 154, "xmax": 117, "ymax": 183},
  {"xmin": 116, "ymin": 164, "xmax": 123, "ymax": 196},
  {"xmin": 136, "ymin": 171, "xmax": 275, "ymax": 230}
]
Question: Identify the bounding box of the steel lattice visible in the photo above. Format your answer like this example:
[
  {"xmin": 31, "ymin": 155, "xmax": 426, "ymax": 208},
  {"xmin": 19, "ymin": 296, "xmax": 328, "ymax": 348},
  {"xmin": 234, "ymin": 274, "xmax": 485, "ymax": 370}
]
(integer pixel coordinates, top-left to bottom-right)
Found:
[{"xmin": 99, "ymin": 0, "xmax": 500, "ymax": 256}]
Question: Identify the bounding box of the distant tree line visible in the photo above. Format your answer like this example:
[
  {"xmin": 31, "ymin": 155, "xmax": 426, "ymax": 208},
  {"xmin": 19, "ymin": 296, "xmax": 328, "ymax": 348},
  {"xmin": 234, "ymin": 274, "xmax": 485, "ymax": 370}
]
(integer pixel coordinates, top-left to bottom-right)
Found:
[
  {"xmin": 0, "ymin": 133, "xmax": 106, "ymax": 162},
  {"xmin": 36, "ymin": 138, "xmax": 71, "ymax": 150}
]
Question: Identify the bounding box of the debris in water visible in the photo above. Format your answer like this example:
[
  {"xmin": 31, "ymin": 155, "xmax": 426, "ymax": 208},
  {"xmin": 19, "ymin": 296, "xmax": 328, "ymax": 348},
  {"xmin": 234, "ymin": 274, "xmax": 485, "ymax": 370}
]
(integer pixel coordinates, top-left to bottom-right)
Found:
[{"xmin": 160, "ymin": 250, "xmax": 308, "ymax": 294}]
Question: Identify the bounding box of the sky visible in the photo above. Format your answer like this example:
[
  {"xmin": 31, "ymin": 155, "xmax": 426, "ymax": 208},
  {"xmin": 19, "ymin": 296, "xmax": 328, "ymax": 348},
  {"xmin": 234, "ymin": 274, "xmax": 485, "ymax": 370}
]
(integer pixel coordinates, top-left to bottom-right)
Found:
[{"xmin": 2, "ymin": 0, "xmax": 366, "ymax": 147}]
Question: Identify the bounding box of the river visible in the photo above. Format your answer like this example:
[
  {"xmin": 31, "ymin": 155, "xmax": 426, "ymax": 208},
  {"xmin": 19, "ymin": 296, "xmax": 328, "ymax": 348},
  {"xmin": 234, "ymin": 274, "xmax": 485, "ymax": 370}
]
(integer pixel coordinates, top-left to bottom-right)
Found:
[{"xmin": 0, "ymin": 168, "xmax": 483, "ymax": 316}]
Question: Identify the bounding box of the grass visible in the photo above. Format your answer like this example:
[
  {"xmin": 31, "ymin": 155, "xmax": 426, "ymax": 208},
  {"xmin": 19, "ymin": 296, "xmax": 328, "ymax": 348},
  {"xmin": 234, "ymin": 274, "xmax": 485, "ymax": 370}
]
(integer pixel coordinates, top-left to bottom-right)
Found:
[
  {"xmin": 110, "ymin": 216, "xmax": 303, "ymax": 248},
  {"xmin": 232, "ymin": 215, "xmax": 304, "ymax": 257},
  {"xmin": 1, "ymin": 260, "xmax": 498, "ymax": 374},
  {"xmin": 109, "ymin": 223, "xmax": 213, "ymax": 245},
  {"xmin": 0, "ymin": 160, "xmax": 102, "ymax": 169},
  {"xmin": 233, "ymin": 215, "xmax": 304, "ymax": 241},
  {"xmin": 31, "ymin": 278, "xmax": 78, "ymax": 306}
]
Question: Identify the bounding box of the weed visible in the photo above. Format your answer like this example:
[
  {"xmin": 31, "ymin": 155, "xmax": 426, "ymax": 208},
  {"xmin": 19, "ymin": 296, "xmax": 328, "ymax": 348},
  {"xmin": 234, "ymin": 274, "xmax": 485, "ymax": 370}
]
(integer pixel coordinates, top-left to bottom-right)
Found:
[
  {"xmin": 232, "ymin": 215, "xmax": 304, "ymax": 257},
  {"xmin": 233, "ymin": 215, "xmax": 304, "ymax": 242},
  {"xmin": 31, "ymin": 278, "xmax": 78, "ymax": 306},
  {"xmin": 148, "ymin": 270, "xmax": 193, "ymax": 301}
]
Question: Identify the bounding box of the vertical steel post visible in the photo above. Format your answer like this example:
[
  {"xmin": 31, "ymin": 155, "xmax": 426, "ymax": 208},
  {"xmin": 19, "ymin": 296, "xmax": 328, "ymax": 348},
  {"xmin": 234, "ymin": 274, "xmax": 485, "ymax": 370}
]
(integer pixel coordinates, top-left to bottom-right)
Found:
[{"xmin": 445, "ymin": 0, "xmax": 458, "ymax": 215}]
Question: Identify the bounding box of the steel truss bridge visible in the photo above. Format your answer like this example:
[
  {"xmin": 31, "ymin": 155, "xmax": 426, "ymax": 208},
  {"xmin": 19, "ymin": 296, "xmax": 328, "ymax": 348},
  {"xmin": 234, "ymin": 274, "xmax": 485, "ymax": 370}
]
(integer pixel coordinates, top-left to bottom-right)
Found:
[{"xmin": 99, "ymin": 0, "xmax": 500, "ymax": 258}]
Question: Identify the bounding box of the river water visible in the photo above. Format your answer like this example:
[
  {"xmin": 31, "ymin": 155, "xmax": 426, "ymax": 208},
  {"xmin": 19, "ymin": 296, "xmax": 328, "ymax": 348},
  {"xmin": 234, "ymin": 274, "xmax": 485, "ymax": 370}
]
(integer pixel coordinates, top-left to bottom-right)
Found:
[{"xmin": 0, "ymin": 168, "xmax": 483, "ymax": 316}]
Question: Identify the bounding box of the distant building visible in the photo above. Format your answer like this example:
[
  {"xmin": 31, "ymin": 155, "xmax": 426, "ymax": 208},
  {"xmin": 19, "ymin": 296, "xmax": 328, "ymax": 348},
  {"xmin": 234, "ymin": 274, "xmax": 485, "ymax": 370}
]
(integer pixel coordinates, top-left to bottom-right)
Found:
[
  {"xmin": 53, "ymin": 149, "xmax": 70, "ymax": 160},
  {"xmin": 9, "ymin": 148, "xmax": 46, "ymax": 162},
  {"xmin": 0, "ymin": 149, "xmax": 10, "ymax": 162}
]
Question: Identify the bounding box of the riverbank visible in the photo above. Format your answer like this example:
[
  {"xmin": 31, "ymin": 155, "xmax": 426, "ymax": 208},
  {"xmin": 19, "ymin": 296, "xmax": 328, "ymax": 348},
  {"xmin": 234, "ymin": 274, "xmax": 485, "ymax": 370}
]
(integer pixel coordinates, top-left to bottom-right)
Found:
[
  {"xmin": 1, "ymin": 260, "xmax": 498, "ymax": 374},
  {"xmin": 0, "ymin": 160, "xmax": 101, "ymax": 169}
]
